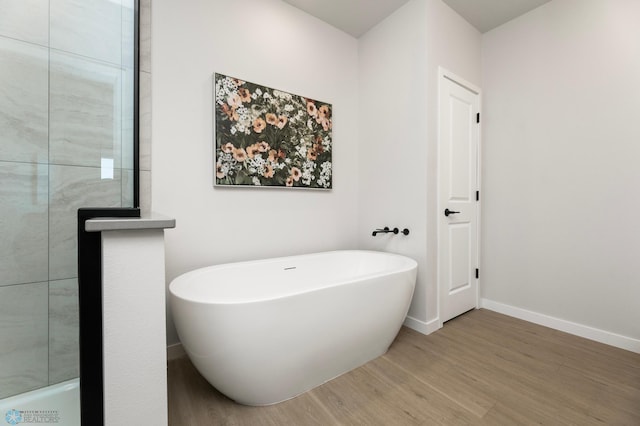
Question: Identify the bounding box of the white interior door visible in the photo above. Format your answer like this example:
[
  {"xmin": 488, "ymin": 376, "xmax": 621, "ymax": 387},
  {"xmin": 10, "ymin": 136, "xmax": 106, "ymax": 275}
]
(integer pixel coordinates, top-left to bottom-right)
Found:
[{"xmin": 438, "ymin": 73, "xmax": 480, "ymax": 323}]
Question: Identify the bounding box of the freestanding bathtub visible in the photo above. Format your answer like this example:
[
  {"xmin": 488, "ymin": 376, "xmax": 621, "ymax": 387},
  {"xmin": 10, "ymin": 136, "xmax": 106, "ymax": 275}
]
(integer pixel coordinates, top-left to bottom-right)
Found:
[{"xmin": 169, "ymin": 250, "xmax": 417, "ymax": 406}]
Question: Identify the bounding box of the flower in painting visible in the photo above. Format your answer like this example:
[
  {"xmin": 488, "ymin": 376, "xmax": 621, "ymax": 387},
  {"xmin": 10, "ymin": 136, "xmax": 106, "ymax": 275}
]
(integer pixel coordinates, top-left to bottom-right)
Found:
[
  {"xmin": 318, "ymin": 104, "xmax": 330, "ymax": 119},
  {"xmin": 306, "ymin": 101, "xmax": 317, "ymax": 117},
  {"xmin": 290, "ymin": 167, "xmax": 301, "ymax": 182},
  {"xmin": 232, "ymin": 147, "xmax": 247, "ymax": 162},
  {"xmin": 306, "ymin": 147, "xmax": 317, "ymax": 161},
  {"xmin": 216, "ymin": 163, "xmax": 226, "ymax": 179},
  {"xmin": 246, "ymin": 144, "xmax": 261, "ymax": 159},
  {"xmin": 322, "ymin": 135, "xmax": 332, "ymax": 152},
  {"xmin": 214, "ymin": 73, "xmax": 332, "ymax": 188},
  {"xmin": 263, "ymin": 164, "xmax": 274, "ymax": 178},
  {"xmin": 313, "ymin": 138, "xmax": 325, "ymax": 155},
  {"xmin": 252, "ymin": 117, "xmax": 266, "ymax": 133},
  {"xmin": 318, "ymin": 161, "xmax": 332, "ymax": 188},
  {"xmin": 277, "ymin": 115, "xmax": 288, "ymax": 129},
  {"xmin": 222, "ymin": 104, "xmax": 239, "ymax": 121},
  {"xmin": 265, "ymin": 113, "xmax": 278, "ymax": 126},
  {"xmin": 258, "ymin": 141, "xmax": 270, "ymax": 152},
  {"xmin": 238, "ymin": 88, "xmax": 251, "ymax": 103},
  {"xmin": 301, "ymin": 160, "xmax": 316, "ymax": 186},
  {"xmin": 247, "ymin": 155, "xmax": 266, "ymax": 176},
  {"xmin": 227, "ymin": 94, "xmax": 242, "ymax": 108}
]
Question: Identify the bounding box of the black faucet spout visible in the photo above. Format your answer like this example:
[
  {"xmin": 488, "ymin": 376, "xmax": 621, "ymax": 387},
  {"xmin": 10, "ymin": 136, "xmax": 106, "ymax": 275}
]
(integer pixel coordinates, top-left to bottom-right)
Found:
[{"xmin": 372, "ymin": 227, "xmax": 399, "ymax": 236}]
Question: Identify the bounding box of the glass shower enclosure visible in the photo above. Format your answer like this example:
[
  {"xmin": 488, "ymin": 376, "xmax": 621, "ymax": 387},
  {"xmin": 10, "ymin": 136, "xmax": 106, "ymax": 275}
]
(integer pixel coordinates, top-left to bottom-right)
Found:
[{"xmin": 0, "ymin": 1, "xmax": 138, "ymax": 424}]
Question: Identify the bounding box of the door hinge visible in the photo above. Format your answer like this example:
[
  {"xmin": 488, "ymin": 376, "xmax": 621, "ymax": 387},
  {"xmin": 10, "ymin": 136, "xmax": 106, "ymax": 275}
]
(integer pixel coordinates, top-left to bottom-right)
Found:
[
  {"xmin": 476, "ymin": 112, "xmax": 480, "ymax": 123},
  {"xmin": 475, "ymin": 268, "xmax": 479, "ymax": 279},
  {"xmin": 476, "ymin": 190, "xmax": 479, "ymax": 201}
]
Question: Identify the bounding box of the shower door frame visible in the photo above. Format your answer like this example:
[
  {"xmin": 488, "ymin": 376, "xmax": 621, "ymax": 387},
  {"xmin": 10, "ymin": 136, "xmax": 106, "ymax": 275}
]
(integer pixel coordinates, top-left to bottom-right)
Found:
[{"xmin": 77, "ymin": 0, "xmax": 141, "ymax": 424}]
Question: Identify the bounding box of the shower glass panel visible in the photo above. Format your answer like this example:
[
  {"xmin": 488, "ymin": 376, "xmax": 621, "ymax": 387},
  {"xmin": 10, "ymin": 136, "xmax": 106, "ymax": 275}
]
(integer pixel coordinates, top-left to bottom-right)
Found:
[{"xmin": 0, "ymin": 0, "xmax": 137, "ymax": 423}]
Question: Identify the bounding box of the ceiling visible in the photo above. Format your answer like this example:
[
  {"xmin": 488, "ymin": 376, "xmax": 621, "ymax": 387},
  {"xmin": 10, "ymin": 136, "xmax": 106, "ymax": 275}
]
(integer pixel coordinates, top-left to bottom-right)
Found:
[
  {"xmin": 442, "ymin": 0, "xmax": 552, "ymax": 33},
  {"xmin": 282, "ymin": 0, "xmax": 553, "ymax": 37},
  {"xmin": 282, "ymin": 0, "xmax": 411, "ymax": 38}
]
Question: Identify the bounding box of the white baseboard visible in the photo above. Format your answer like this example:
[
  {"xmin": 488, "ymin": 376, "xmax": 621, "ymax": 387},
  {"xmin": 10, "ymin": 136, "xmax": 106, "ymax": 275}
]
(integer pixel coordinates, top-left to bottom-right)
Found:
[
  {"xmin": 403, "ymin": 315, "xmax": 441, "ymax": 335},
  {"xmin": 167, "ymin": 342, "xmax": 186, "ymax": 361},
  {"xmin": 481, "ymin": 298, "xmax": 640, "ymax": 354}
]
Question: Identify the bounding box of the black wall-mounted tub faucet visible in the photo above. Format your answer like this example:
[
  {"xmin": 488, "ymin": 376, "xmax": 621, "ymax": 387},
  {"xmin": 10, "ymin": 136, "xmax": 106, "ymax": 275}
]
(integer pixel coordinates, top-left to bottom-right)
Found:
[
  {"xmin": 372, "ymin": 227, "xmax": 398, "ymax": 236},
  {"xmin": 372, "ymin": 227, "xmax": 410, "ymax": 236}
]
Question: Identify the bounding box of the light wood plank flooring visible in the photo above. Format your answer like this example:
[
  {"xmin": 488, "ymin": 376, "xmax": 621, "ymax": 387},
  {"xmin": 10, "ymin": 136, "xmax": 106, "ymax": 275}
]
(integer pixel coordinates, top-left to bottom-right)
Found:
[{"xmin": 168, "ymin": 309, "xmax": 640, "ymax": 425}]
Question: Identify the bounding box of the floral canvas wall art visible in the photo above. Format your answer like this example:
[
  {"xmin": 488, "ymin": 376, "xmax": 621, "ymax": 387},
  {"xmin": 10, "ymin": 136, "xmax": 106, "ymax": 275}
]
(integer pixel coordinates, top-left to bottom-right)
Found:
[{"xmin": 214, "ymin": 73, "xmax": 333, "ymax": 189}]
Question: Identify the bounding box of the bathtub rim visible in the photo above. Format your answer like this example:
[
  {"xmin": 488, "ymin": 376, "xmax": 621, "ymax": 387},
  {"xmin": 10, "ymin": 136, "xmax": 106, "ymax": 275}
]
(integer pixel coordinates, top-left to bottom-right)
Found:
[{"xmin": 169, "ymin": 249, "xmax": 417, "ymax": 305}]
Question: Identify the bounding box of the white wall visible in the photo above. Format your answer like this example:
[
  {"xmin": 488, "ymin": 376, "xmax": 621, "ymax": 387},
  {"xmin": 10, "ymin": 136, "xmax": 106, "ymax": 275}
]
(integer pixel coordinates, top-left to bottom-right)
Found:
[
  {"xmin": 358, "ymin": 0, "xmax": 480, "ymax": 330},
  {"xmin": 482, "ymin": 0, "xmax": 640, "ymax": 340},
  {"xmin": 152, "ymin": 0, "xmax": 360, "ymax": 345},
  {"xmin": 357, "ymin": 0, "xmax": 429, "ymax": 326}
]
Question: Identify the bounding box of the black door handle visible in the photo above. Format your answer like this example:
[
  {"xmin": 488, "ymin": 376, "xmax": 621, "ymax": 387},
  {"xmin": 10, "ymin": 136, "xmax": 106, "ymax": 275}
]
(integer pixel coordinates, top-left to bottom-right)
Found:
[{"xmin": 444, "ymin": 208, "xmax": 460, "ymax": 217}]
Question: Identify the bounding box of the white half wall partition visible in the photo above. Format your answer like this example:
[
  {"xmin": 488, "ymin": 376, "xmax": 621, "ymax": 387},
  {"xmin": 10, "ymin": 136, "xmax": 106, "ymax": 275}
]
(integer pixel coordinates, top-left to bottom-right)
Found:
[{"xmin": 86, "ymin": 214, "xmax": 175, "ymax": 426}]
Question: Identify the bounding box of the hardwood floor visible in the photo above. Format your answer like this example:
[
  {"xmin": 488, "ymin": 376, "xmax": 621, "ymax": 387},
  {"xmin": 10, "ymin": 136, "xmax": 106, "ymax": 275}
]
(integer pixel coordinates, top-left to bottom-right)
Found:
[{"xmin": 167, "ymin": 309, "xmax": 640, "ymax": 425}]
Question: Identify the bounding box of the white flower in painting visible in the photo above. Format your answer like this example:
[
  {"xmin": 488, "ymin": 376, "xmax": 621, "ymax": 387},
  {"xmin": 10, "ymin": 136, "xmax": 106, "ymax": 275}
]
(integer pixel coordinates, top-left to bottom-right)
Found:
[
  {"xmin": 322, "ymin": 135, "xmax": 332, "ymax": 152},
  {"xmin": 214, "ymin": 78, "xmax": 229, "ymax": 104},
  {"xmin": 247, "ymin": 155, "xmax": 266, "ymax": 177},
  {"xmin": 252, "ymin": 177, "xmax": 261, "ymax": 186},
  {"xmin": 301, "ymin": 160, "xmax": 316, "ymax": 186},
  {"xmin": 217, "ymin": 152, "xmax": 238, "ymax": 179},
  {"xmin": 237, "ymin": 106, "xmax": 249, "ymax": 121},
  {"xmin": 318, "ymin": 161, "xmax": 332, "ymax": 188},
  {"xmin": 307, "ymin": 119, "xmax": 314, "ymax": 130},
  {"xmin": 296, "ymin": 144, "xmax": 307, "ymax": 158},
  {"xmin": 230, "ymin": 126, "xmax": 237, "ymax": 135},
  {"xmin": 284, "ymin": 104, "xmax": 294, "ymax": 112},
  {"xmin": 255, "ymin": 88, "xmax": 263, "ymax": 96},
  {"xmin": 273, "ymin": 90, "xmax": 292, "ymax": 101}
]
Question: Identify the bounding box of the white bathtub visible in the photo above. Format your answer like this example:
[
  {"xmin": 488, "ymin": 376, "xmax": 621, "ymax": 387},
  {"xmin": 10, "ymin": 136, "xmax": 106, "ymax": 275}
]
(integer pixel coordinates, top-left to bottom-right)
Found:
[
  {"xmin": 169, "ymin": 250, "xmax": 417, "ymax": 406},
  {"xmin": 0, "ymin": 379, "xmax": 79, "ymax": 426}
]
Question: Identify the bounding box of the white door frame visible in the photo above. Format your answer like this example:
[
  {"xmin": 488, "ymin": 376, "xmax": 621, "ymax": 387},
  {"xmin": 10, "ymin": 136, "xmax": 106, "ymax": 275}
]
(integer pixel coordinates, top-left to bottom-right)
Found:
[{"xmin": 437, "ymin": 67, "xmax": 482, "ymax": 328}]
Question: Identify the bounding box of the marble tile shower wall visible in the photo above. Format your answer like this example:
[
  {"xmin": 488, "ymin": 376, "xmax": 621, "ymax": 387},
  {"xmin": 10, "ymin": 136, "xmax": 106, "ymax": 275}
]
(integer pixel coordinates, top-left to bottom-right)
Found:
[{"xmin": 0, "ymin": 0, "xmax": 152, "ymax": 399}]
